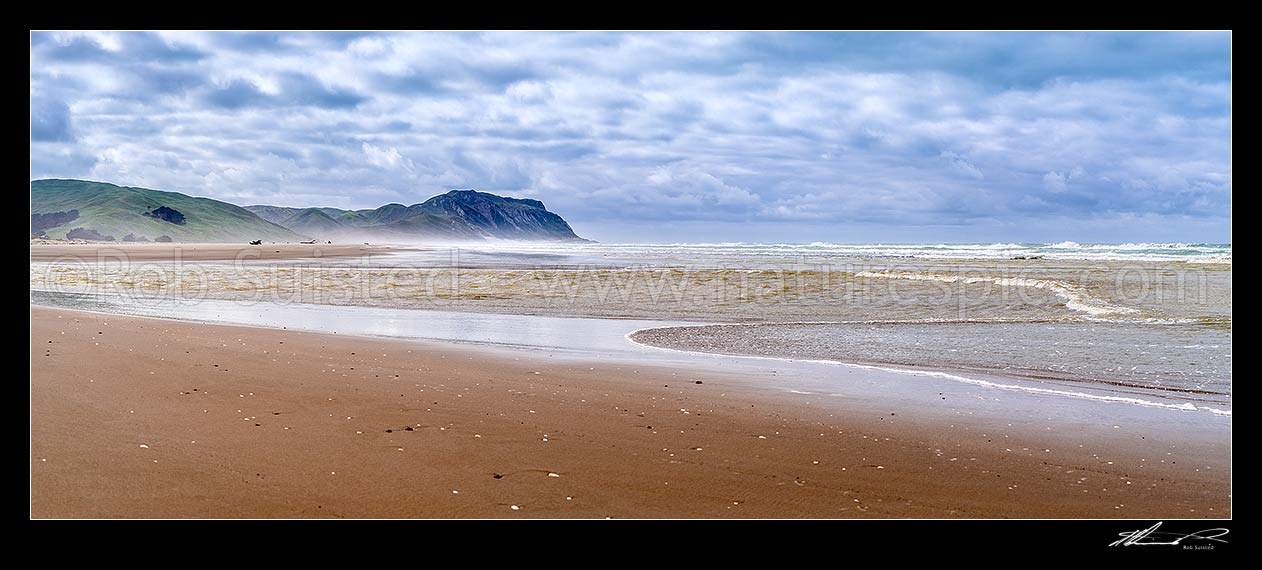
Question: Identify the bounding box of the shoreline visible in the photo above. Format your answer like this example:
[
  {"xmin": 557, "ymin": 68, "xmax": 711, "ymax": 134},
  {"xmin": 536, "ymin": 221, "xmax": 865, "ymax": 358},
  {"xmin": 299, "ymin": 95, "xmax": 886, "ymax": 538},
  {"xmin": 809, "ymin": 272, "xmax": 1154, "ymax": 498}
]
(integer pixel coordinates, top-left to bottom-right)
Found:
[
  {"xmin": 625, "ymin": 324, "xmax": 1232, "ymax": 416},
  {"xmin": 31, "ymin": 305, "xmax": 1231, "ymax": 518},
  {"xmin": 29, "ymin": 247, "xmax": 1232, "ymax": 326},
  {"xmin": 29, "ymin": 242, "xmax": 402, "ymax": 262},
  {"xmin": 31, "ymin": 289, "xmax": 1232, "ymax": 418}
]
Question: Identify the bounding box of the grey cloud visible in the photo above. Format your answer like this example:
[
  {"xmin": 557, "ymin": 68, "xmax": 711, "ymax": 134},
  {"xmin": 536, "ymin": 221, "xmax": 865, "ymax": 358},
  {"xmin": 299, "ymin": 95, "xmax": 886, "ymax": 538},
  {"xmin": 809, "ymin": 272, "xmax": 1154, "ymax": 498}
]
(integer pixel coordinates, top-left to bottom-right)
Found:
[
  {"xmin": 203, "ymin": 79, "xmax": 271, "ymax": 109},
  {"xmin": 35, "ymin": 34, "xmax": 110, "ymax": 61},
  {"xmin": 30, "ymin": 144, "xmax": 97, "ymax": 176},
  {"xmin": 276, "ymin": 73, "xmax": 366, "ymax": 108},
  {"xmin": 209, "ymin": 32, "xmax": 293, "ymax": 52},
  {"xmin": 29, "ymin": 31, "xmax": 1232, "ymax": 242},
  {"xmin": 131, "ymin": 66, "xmax": 206, "ymax": 96},
  {"xmin": 202, "ymin": 74, "xmax": 366, "ymax": 109},
  {"xmin": 118, "ymin": 32, "xmax": 206, "ymax": 62},
  {"xmin": 382, "ymin": 120, "xmax": 412, "ymax": 132},
  {"xmin": 33, "ymin": 31, "xmax": 205, "ymax": 63},
  {"xmin": 741, "ymin": 32, "xmax": 1231, "ymax": 87},
  {"xmin": 370, "ymin": 71, "xmax": 453, "ymax": 96},
  {"xmin": 941, "ymin": 151, "xmax": 985, "ymax": 180},
  {"xmin": 30, "ymin": 99, "xmax": 74, "ymax": 142}
]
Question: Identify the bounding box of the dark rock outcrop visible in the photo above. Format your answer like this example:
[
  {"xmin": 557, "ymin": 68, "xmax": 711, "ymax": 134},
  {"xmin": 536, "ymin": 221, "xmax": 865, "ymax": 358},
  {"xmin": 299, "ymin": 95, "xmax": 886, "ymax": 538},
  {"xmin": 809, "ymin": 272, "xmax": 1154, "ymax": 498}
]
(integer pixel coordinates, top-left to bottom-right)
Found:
[
  {"xmin": 66, "ymin": 228, "xmax": 115, "ymax": 241},
  {"xmin": 143, "ymin": 205, "xmax": 186, "ymax": 225},
  {"xmin": 155, "ymin": 235, "xmax": 174, "ymax": 243},
  {"xmin": 412, "ymin": 190, "xmax": 582, "ymax": 241},
  {"xmin": 31, "ymin": 209, "xmax": 80, "ymax": 236},
  {"xmin": 264, "ymin": 189, "xmax": 587, "ymax": 242}
]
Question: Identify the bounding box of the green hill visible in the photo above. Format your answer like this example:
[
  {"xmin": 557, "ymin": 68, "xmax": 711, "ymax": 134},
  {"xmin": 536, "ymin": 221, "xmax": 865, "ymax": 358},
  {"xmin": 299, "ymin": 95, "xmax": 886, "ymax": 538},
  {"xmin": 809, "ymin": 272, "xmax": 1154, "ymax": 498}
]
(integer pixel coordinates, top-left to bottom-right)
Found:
[
  {"xmin": 308, "ymin": 191, "xmax": 583, "ymax": 241},
  {"xmin": 411, "ymin": 190, "xmax": 580, "ymax": 240},
  {"xmin": 279, "ymin": 208, "xmax": 347, "ymax": 238},
  {"xmin": 244, "ymin": 205, "xmax": 348, "ymax": 225},
  {"xmin": 241, "ymin": 205, "xmax": 301, "ymax": 225},
  {"xmin": 31, "ymin": 179, "xmax": 301, "ymax": 242},
  {"xmin": 34, "ymin": 180, "xmax": 588, "ymax": 243},
  {"xmin": 339, "ymin": 203, "xmax": 413, "ymax": 227}
]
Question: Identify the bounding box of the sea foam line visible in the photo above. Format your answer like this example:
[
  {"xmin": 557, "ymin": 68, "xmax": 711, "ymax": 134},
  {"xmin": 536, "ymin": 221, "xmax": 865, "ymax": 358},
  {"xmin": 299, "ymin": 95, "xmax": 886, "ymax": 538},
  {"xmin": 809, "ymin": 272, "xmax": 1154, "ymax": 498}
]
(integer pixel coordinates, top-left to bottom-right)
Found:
[
  {"xmin": 625, "ymin": 327, "xmax": 1230, "ymax": 417},
  {"xmin": 854, "ymin": 270, "xmax": 1138, "ymax": 317}
]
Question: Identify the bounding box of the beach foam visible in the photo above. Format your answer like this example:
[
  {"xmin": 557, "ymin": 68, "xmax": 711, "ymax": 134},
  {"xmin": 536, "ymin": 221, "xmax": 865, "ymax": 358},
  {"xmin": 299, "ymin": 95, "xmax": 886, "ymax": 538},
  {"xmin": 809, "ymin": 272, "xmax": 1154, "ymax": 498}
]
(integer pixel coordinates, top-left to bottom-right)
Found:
[
  {"xmin": 854, "ymin": 270, "xmax": 1139, "ymax": 317},
  {"xmin": 465, "ymin": 241, "xmax": 1231, "ymax": 263}
]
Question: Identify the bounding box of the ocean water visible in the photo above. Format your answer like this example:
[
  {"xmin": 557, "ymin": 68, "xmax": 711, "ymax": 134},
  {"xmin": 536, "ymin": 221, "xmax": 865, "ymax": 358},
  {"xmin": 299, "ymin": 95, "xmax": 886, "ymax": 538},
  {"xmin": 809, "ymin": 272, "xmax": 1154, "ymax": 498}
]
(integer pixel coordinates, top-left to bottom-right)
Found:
[
  {"xmin": 452, "ymin": 241, "xmax": 1233, "ymax": 265},
  {"xmin": 233, "ymin": 241, "xmax": 1230, "ymax": 270},
  {"xmin": 435, "ymin": 242, "xmax": 1230, "ymax": 410},
  {"xmin": 30, "ymin": 241, "xmax": 1231, "ymax": 412}
]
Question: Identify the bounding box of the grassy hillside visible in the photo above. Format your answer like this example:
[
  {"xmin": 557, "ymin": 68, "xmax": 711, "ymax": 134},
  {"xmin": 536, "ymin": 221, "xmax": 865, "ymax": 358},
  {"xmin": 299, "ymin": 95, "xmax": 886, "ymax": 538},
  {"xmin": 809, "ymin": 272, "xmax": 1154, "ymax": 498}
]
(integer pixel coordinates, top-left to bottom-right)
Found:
[
  {"xmin": 31, "ymin": 179, "xmax": 301, "ymax": 242},
  {"xmin": 245, "ymin": 205, "xmax": 347, "ymax": 225},
  {"xmin": 242, "ymin": 205, "xmax": 300, "ymax": 225},
  {"xmin": 280, "ymin": 208, "xmax": 346, "ymax": 238},
  {"xmin": 370, "ymin": 212, "xmax": 486, "ymax": 240},
  {"xmin": 337, "ymin": 203, "xmax": 412, "ymax": 227}
]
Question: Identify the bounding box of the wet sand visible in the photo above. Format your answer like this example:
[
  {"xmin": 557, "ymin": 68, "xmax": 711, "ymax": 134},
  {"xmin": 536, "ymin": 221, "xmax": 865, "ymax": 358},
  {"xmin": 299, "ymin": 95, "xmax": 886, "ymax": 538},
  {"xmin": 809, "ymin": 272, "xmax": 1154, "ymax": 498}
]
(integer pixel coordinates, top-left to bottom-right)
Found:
[
  {"xmin": 30, "ymin": 252, "xmax": 1233, "ymax": 325},
  {"xmin": 29, "ymin": 242, "xmax": 399, "ymax": 263},
  {"xmin": 30, "ymin": 306, "xmax": 1230, "ymax": 518}
]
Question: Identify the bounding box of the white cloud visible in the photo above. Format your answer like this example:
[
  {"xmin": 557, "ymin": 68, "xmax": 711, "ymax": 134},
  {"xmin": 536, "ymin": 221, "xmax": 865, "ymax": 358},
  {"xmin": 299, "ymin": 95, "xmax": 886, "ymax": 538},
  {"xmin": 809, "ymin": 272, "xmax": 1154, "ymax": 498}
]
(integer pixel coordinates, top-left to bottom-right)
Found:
[
  {"xmin": 1043, "ymin": 171, "xmax": 1068, "ymax": 193},
  {"xmin": 505, "ymin": 80, "xmax": 552, "ymax": 103},
  {"xmin": 28, "ymin": 31, "xmax": 1232, "ymax": 240},
  {"xmin": 644, "ymin": 164, "xmax": 760, "ymax": 207},
  {"xmin": 362, "ymin": 142, "xmax": 415, "ymax": 173},
  {"xmin": 347, "ymin": 36, "xmax": 392, "ymax": 58}
]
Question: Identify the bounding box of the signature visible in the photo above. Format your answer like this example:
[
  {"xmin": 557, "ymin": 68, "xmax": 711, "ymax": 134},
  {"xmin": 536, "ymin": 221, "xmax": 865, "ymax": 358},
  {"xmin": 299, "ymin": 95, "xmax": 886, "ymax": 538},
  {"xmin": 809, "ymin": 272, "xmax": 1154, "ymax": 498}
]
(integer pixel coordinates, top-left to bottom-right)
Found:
[{"xmin": 1110, "ymin": 522, "xmax": 1230, "ymax": 547}]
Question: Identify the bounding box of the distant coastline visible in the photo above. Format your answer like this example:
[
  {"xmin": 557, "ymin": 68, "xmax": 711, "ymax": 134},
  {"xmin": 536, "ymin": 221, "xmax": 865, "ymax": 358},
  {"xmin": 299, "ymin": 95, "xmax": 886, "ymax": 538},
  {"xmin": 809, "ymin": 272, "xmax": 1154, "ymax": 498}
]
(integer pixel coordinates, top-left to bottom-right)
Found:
[{"xmin": 30, "ymin": 179, "xmax": 587, "ymax": 244}]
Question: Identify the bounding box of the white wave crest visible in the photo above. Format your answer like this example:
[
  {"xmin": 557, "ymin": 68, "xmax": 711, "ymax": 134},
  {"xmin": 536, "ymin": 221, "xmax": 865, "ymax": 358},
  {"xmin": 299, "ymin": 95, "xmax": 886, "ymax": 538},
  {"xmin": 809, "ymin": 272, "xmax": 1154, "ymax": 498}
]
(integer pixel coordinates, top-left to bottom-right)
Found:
[{"xmin": 854, "ymin": 270, "xmax": 1139, "ymax": 317}]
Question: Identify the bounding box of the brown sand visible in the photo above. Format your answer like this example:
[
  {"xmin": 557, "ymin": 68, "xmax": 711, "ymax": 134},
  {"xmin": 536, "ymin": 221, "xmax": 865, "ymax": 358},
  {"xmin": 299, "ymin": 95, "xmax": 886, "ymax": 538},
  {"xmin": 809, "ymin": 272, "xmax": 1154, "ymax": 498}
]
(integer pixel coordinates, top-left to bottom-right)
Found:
[
  {"xmin": 30, "ymin": 306, "xmax": 1230, "ymax": 518},
  {"xmin": 29, "ymin": 242, "xmax": 398, "ymax": 263}
]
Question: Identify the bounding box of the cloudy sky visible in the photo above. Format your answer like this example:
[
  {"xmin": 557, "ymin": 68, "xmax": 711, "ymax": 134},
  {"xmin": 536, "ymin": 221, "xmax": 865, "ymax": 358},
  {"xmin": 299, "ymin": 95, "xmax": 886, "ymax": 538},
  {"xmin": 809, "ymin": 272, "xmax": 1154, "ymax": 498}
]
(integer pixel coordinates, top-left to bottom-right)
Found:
[{"xmin": 30, "ymin": 31, "xmax": 1231, "ymax": 243}]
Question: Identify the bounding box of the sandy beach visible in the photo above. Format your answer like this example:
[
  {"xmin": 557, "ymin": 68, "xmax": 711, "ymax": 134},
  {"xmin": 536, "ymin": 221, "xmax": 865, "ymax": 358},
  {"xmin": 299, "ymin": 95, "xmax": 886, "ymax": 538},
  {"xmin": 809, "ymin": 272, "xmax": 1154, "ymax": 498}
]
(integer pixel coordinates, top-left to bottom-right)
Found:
[
  {"xmin": 29, "ymin": 242, "xmax": 398, "ymax": 263},
  {"xmin": 30, "ymin": 306, "xmax": 1230, "ymax": 518},
  {"xmin": 29, "ymin": 30, "xmax": 1232, "ymax": 528}
]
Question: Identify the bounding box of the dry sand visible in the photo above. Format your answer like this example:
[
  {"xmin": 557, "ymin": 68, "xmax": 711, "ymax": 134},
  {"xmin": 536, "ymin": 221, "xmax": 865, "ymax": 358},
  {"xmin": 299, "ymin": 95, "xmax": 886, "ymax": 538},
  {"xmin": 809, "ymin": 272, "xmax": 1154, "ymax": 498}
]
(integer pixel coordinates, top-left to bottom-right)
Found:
[
  {"xmin": 30, "ymin": 306, "xmax": 1230, "ymax": 518},
  {"xmin": 29, "ymin": 242, "xmax": 398, "ymax": 263}
]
